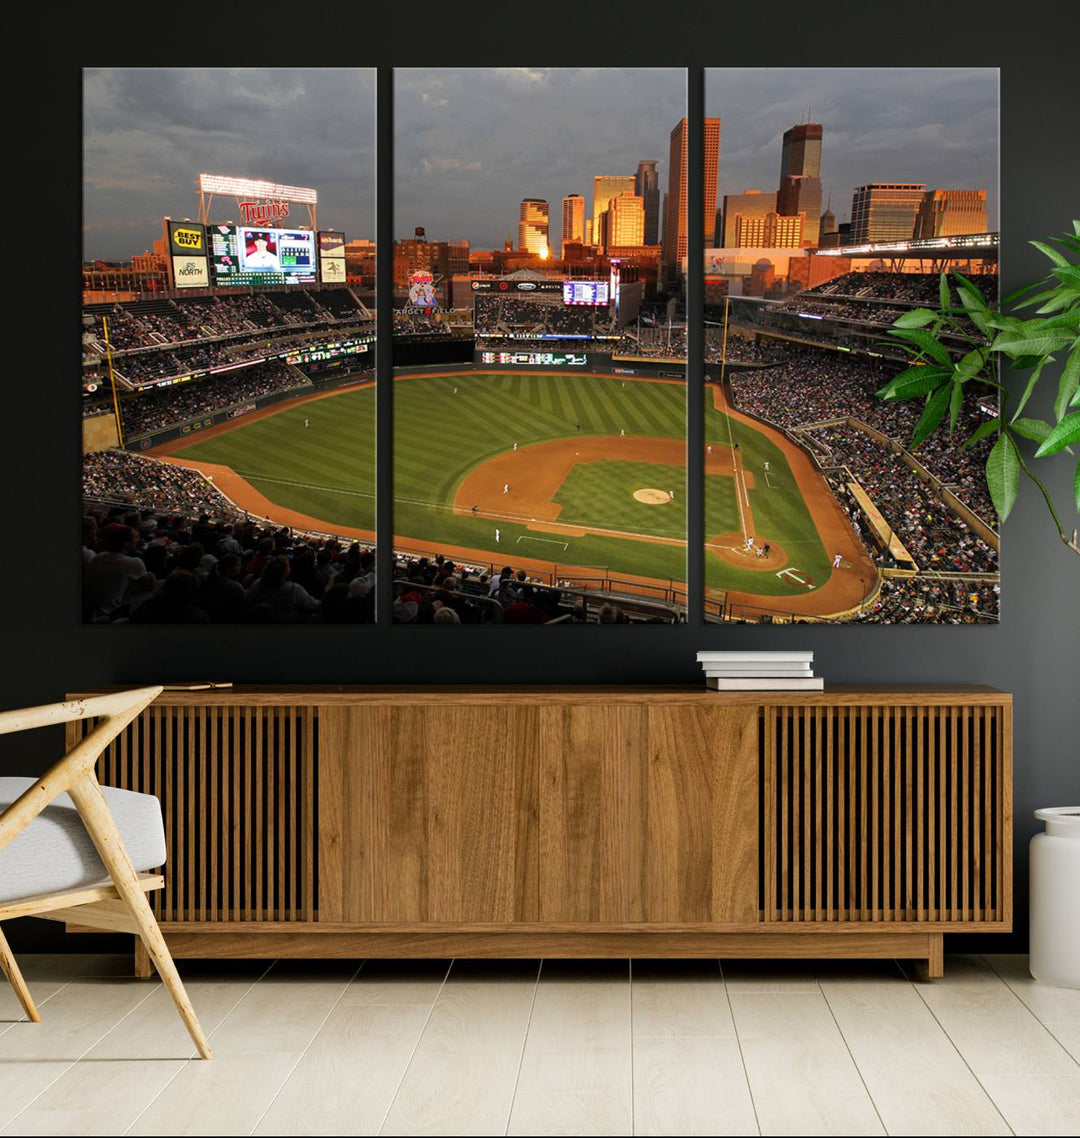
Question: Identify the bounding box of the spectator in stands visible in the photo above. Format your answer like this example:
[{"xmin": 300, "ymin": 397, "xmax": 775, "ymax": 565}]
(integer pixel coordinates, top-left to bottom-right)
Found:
[
  {"xmin": 132, "ymin": 570, "xmax": 210, "ymax": 625},
  {"xmin": 244, "ymin": 556, "xmax": 319, "ymax": 623},
  {"xmin": 84, "ymin": 525, "xmax": 152, "ymax": 620}
]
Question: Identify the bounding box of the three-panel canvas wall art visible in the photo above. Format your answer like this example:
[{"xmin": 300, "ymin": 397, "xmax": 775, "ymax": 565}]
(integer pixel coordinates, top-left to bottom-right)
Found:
[{"xmin": 82, "ymin": 67, "xmax": 1000, "ymax": 625}]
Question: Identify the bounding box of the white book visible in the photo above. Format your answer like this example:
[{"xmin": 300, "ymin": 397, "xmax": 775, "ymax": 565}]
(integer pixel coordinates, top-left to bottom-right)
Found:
[
  {"xmin": 702, "ymin": 661, "xmax": 812, "ymax": 673},
  {"xmin": 705, "ymin": 664, "xmax": 814, "ymax": 673},
  {"xmin": 706, "ymin": 677, "xmax": 824, "ymax": 691},
  {"xmin": 696, "ymin": 650, "xmax": 814, "ymax": 663}
]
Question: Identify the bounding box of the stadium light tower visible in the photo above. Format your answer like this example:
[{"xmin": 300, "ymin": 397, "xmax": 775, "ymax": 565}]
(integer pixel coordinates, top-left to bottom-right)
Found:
[{"xmin": 197, "ymin": 174, "xmax": 318, "ymax": 229}]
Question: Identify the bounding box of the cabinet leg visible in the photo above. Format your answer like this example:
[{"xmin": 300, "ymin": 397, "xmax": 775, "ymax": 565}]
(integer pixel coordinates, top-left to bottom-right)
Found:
[
  {"xmin": 134, "ymin": 937, "xmax": 152, "ymax": 979},
  {"xmin": 927, "ymin": 933, "xmax": 944, "ymax": 979}
]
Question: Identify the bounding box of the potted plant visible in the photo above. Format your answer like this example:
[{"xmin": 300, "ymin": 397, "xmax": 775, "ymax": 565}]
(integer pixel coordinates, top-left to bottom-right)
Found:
[{"xmin": 875, "ymin": 220, "xmax": 1079, "ymax": 554}]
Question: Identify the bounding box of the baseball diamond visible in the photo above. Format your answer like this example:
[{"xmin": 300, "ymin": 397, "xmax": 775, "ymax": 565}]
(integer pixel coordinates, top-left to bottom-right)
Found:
[{"xmin": 152, "ymin": 370, "xmax": 875, "ymax": 617}]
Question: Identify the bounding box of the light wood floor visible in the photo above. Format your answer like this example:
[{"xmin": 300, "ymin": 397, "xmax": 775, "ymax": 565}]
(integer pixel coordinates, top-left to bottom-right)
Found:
[{"xmin": 1, "ymin": 953, "xmax": 1077, "ymax": 1136}]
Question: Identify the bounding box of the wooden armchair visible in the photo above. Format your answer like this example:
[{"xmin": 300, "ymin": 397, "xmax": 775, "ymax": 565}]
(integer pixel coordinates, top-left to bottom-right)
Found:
[{"xmin": 0, "ymin": 687, "xmax": 211, "ymax": 1059}]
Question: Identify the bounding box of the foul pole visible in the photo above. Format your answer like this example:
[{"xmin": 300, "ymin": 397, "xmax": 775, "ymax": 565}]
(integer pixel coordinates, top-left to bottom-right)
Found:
[{"xmin": 102, "ymin": 316, "xmax": 125, "ymax": 449}]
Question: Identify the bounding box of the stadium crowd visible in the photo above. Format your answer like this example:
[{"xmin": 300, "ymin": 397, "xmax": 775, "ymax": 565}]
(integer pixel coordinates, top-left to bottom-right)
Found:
[
  {"xmin": 83, "ymin": 452, "xmax": 377, "ymax": 624},
  {"xmin": 84, "ymin": 291, "xmax": 371, "ymax": 354},
  {"xmin": 728, "ymin": 347, "xmax": 996, "ymax": 520},
  {"xmin": 806, "ymin": 271, "xmax": 997, "ymax": 304},
  {"xmin": 852, "ymin": 577, "xmax": 999, "ymax": 623},
  {"xmin": 118, "ymin": 360, "xmax": 311, "ymax": 438},
  {"xmin": 811, "ymin": 424, "xmax": 998, "ymax": 574}
]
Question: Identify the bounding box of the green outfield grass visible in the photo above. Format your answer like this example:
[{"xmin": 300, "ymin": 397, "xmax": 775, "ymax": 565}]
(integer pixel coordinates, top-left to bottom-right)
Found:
[{"xmin": 169, "ymin": 372, "xmax": 832, "ymax": 595}]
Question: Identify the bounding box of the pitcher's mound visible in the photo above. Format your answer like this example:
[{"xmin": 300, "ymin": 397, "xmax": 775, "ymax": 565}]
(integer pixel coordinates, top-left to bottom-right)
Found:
[{"xmin": 634, "ymin": 488, "xmax": 671, "ymax": 504}]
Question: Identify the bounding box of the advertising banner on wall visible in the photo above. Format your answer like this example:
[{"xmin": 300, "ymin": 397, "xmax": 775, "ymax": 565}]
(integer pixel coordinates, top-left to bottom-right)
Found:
[
  {"xmin": 319, "ymin": 231, "xmax": 347, "ymax": 283},
  {"xmin": 166, "ymin": 220, "xmax": 210, "ymax": 289}
]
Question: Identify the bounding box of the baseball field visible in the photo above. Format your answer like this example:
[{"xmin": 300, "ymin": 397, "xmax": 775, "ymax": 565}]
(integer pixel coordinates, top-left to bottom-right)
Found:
[{"xmin": 153, "ymin": 370, "xmax": 875, "ymax": 614}]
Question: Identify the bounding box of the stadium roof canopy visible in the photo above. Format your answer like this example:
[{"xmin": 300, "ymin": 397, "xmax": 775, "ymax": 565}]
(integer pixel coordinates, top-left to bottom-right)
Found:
[
  {"xmin": 814, "ymin": 233, "xmax": 998, "ymax": 260},
  {"xmin": 504, "ymin": 268, "xmax": 555, "ymax": 280}
]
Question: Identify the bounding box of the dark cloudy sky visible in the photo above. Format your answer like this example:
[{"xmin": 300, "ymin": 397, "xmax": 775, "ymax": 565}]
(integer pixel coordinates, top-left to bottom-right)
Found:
[
  {"xmin": 707, "ymin": 67, "xmax": 999, "ymax": 231},
  {"xmin": 83, "ymin": 66, "xmax": 998, "ymax": 261},
  {"xmin": 393, "ymin": 68, "xmax": 685, "ymax": 249},
  {"xmin": 83, "ymin": 68, "xmax": 375, "ymax": 260}
]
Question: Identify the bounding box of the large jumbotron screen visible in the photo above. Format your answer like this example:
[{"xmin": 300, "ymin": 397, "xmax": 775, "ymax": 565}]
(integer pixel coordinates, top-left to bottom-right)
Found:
[{"xmin": 210, "ymin": 225, "xmax": 318, "ymax": 286}]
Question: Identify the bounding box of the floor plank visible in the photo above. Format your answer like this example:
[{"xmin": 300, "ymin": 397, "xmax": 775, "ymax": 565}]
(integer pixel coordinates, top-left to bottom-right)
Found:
[
  {"xmin": 207, "ymin": 959, "xmax": 357, "ymax": 1053},
  {"xmin": 126, "ymin": 1050, "xmax": 302, "ymax": 1136},
  {"xmin": 729, "ymin": 991, "xmax": 884, "ymax": 1136},
  {"xmin": 820, "ymin": 971, "xmax": 1010, "ymax": 1135},
  {"xmin": 720, "ymin": 961, "xmax": 821, "ymax": 993},
  {"xmin": 633, "ymin": 1036, "xmax": 758, "ymax": 1136},
  {"xmin": 253, "ymin": 1005, "xmax": 432, "ymax": 1136},
  {"xmin": 381, "ymin": 960, "xmax": 540, "ymax": 1136},
  {"xmin": 339, "ymin": 960, "xmax": 452, "ymax": 1007},
  {"xmin": 906, "ymin": 955, "xmax": 1077, "ymax": 1078},
  {"xmin": 86, "ymin": 963, "xmax": 267, "ymax": 1060},
  {"xmin": 631, "ymin": 960, "xmax": 735, "ymax": 1038},
  {"xmin": 975, "ymin": 1073, "xmax": 1080, "ymax": 1137},
  {"xmin": 507, "ymin": 961, "xmax": 633, "ymax": 1137},
  {"xmin": 0, "ymin": 978, "xmax": 159, "ymax": 1129},
  {"xmin": 984, "ymin": 954, "xmax": 1080, "ymax": 1063},
  {"xmin": 0, "ymin": 1059, "xmax": 185, "ymax": 1137}
]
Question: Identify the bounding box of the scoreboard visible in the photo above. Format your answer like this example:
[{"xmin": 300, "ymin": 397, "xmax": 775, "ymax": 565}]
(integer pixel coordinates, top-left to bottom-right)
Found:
[
  {"xmin": 210, "ymin": 225, "xmax": 318, "ymax": 287},
  {"xmin": 480, "ymin": 351, "xmax": 588, "ymax": 367},
  {"xmin": 562, "ymin": 280, "xmax": 609, "ymax": 306}
]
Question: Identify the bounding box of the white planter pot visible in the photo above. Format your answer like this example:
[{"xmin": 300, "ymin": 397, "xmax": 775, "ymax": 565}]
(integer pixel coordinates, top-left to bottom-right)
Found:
[{"xmin": 1029, "ymin": 807, "xmax": 1080, "ymax": 989}]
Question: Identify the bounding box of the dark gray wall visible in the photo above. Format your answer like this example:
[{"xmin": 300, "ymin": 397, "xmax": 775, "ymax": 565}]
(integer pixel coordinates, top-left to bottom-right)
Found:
[{"xmin": 3, "ymin": 7, "xmax": 1077, "ymax": 953}]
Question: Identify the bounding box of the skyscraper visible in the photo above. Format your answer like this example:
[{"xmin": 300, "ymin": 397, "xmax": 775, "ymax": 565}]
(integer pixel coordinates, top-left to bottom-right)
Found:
[
  {"xmin": 561, "ymin": 194, "xmax": 585, "ymax": 256},
  {"xmin": 722, "ymin": 190, "xmax": 776, "ymax": 247},
  {"xmin": 777, "ymin": 123, "xmax": 823, "ymax": 245},
  {"xmin": 662, "ymin": 117, "xmax": 721, "ymax": 282},
  {"xmin": 850, "ymin": 184, "xmax": 926, "ymax": 244},
  {"xmin": 592, "ymin": 175, "xmax": 636, "ymax": 255},
  {"xmin": 517, "ymin": 198, "xmax": 550, "ymax": 255},
  {"xmin": 635, "ymin": 160, "xmax": 660, "ymax": 245},
  {"xmin": 607, "ymin": 191, "xmax": 645, "ymax": 248},
  {"xmin": 914, "ymin": 189, "xmax": 988, "ymax": 238}
]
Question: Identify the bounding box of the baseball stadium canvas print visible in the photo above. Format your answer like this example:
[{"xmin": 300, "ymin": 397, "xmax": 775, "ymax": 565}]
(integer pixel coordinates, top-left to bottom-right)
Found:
[
  {"xmin": 701, "ymin": 67, "xmax": 1000, "ymax": 624},
  {"xmin": 82, "ymin": 69, "xmax": 377, "ymax": 624},
  {"xmin": 392, "ymin": 67, "xmax": 688, "ymax": 625}
]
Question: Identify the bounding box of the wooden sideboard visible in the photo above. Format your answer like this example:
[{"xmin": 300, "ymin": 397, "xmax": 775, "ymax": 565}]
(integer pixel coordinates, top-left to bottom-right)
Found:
[{"xmin": 66, "ymin": 686, "xmax": 1012, "ymax": 977}]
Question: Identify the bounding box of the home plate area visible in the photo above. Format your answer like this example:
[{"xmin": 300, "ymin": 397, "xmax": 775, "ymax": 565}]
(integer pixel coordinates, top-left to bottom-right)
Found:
[{"xmin": 633, "ymin": 488, "xmax": 672, "ymax": 504}]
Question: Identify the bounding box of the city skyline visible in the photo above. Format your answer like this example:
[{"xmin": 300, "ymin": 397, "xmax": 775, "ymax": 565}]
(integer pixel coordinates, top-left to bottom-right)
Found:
[
  {"xmin": 84, "ymin": 67, "xmax": 998, "ymax": 263},
  {"xmin": 706, "ymin": 67, "xmax": 998, "ymax": 233},
  {"xmin": 394, "ymin": 68, "xmax": 683, "ymax": 250}
]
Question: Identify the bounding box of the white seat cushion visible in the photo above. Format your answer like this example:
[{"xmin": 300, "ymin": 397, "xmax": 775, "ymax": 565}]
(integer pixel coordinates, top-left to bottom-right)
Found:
[{"xmin": 0, "ymin": 777, "xmax": 166, "ymax": 904}]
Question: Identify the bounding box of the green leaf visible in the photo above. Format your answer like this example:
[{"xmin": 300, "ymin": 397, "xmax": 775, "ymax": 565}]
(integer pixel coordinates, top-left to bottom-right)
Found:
[
  {"xmin": 892, "ymin": 308, "xmax": 938, "ymax": 328},
  {"xmin": 1031, "ymin": 240, "xmax": 1070, "ymax": 268},
  {"xmin": 949, "ymin": 380, "xmax": 965, "ymax": 432},
  {"xmin": 876, "ymin": 365, "xmax": 952, "ymax": 401},
  {"xmin": 1003, "ymin": 279, "xmax": 1048, "ymax": 306},
  {"xmin": 1034, "ymin": 412, "xmax": 1080, "ymax": 457},
  {"xmin": 955, "ymin": 348, "xmax": 987, "ymax": 381},
  {"xmin": 1057, "ymin": 344, "xmax": 1080, "ymax": 422},
  {"xmin": 939, "ymin": 272, "xmax": 951, "ymax": 312},
  {"xmin": 1011, "ymin": 358, "xmax": 1047, "ymax": 421},
  {"xmin": 955, "ymin": 284, "xmax": 992, "ymax": 335},
  {"xmin": 1073, "ymin": 220, "xmax": 1080, "ymax": 238},
  {"xmin": 1010, "ymin": 417, "xmax": 1052, "ymax": 444},
  {"xmin": 1035, "ymin": 289, "xmax": 1080, "ymax": 315},
  {"xmin": 961, "ymin": 417, "xmax": 1001, "ymax": 451},
  {"xmin": 887, "ymin": 328, "xmax": 954, "ymax": 366},
  {"xmin": 1052, "ymin": 265, "xmax": 1080, "ymax": 288},
  {"xmin": 992, "ymin": 326, "xmax": 1074, "ymax": 358},
  {"xmin": 911, "ymin": 383, "xmax": 952, "ymax": 449},
  {"xmin": 986, "ymin": 432, "xmax": 1021, "ymax": 520}
]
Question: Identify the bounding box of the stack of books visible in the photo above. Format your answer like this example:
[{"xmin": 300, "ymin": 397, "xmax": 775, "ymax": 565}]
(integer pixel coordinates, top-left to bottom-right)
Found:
[{"xmin": 696, "ymin": 650, "xmax": 823, "ymax": 691}]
